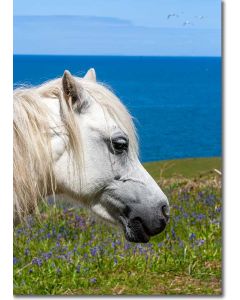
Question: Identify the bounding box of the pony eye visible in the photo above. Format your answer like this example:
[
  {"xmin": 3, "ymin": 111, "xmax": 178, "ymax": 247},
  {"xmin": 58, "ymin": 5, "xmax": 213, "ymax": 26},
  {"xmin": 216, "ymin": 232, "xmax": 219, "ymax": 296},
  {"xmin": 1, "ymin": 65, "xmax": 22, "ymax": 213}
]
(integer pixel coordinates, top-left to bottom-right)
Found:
[{"xmin": 112, "ymin": 137, "xmax": 129, "ymax": 154}]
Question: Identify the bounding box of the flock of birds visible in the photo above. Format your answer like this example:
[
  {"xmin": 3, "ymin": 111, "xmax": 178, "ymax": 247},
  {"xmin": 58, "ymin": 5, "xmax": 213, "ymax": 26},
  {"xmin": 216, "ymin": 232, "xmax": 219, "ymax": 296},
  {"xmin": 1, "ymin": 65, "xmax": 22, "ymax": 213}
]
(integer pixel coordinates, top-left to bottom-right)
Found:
[{"xmin": 167, "ymin": 13, "xmax": 205, "ymax": 26}]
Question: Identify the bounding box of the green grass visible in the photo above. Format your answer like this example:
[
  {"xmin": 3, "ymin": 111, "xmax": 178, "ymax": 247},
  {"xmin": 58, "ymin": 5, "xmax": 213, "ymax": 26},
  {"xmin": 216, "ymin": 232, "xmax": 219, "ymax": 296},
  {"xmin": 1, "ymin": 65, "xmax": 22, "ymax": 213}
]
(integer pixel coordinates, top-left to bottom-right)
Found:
[
  {"xmin": 13, "ymin": 157, "xmax": 222, "ymax": 295},
  {"xmin": 144, "ymin": 157, "xmax": 221, "ymax": 179}
]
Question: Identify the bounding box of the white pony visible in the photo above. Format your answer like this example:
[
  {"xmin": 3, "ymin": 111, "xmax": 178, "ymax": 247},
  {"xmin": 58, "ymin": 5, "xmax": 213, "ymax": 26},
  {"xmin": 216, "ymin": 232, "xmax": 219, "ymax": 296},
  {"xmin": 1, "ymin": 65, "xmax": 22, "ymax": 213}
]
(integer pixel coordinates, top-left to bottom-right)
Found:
[{"xmin": 13, "ymin": 68, "xmax": 169, "ymax": 243}]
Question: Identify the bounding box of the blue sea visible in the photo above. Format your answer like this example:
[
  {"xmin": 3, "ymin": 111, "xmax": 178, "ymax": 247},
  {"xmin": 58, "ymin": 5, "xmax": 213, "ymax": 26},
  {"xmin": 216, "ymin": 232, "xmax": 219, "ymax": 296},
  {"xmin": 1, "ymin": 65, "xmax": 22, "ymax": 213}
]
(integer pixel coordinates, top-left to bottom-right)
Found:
[{"xmin": 14, "ymin": 55, "xmax": 221, "ymax": 162}]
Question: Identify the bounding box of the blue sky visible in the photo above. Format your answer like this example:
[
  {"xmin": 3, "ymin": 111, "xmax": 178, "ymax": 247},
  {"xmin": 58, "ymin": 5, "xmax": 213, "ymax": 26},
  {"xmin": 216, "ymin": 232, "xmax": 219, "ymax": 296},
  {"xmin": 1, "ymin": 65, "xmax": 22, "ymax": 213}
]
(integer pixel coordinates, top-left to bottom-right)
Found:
[{"xmin": 14, "ymin": 0, "xmax": 221, "ymax": 56}]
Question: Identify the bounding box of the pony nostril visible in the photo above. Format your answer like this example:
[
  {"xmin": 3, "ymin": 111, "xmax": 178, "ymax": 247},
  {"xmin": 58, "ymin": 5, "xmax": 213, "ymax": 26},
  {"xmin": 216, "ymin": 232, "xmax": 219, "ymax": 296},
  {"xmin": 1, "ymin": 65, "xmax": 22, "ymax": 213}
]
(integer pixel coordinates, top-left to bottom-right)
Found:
[
  {"xmin": 123, "ymin": 205, "xmax": 131, "ymax": 218},
  {"xmin": 161, "ymin": 205, "xmax": 170, "ymax": 222}
]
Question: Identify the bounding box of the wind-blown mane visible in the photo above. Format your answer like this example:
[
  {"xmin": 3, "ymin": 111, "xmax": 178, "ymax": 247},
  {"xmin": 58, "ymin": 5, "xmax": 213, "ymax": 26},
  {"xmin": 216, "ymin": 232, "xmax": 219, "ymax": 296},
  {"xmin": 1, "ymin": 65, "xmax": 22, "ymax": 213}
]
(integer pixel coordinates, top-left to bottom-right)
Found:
[{"xmin": 13, "ymin": 77, "xmax": 138, "ymax": 222}]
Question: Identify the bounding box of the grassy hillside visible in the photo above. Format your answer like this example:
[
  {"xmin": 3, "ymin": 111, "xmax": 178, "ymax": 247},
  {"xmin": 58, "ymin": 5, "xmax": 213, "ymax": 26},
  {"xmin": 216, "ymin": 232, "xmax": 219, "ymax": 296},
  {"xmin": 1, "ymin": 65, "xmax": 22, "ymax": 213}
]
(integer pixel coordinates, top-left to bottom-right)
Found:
[
  {"xmin": 13, "ymin": 157, "xmax": 222, "ymax": 295},
  {"xmin": 144, "ymin": 157, "xmax": 221, "ymax": 180}
]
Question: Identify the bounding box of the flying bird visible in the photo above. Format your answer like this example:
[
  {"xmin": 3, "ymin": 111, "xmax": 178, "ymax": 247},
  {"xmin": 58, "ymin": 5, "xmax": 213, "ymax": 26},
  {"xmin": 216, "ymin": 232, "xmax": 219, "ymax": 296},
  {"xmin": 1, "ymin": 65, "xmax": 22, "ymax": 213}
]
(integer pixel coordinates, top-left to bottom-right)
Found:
[
  {"xmin": 195, "ymin": 15, "xmax": 204, "ymax": 19},
  {"xmin": 167, "ymin": 13, "xmax": 179, "ymax": 19},
  {"xmin": 182, "ymin": 20, "xmax": 193, "ymax": 26}
]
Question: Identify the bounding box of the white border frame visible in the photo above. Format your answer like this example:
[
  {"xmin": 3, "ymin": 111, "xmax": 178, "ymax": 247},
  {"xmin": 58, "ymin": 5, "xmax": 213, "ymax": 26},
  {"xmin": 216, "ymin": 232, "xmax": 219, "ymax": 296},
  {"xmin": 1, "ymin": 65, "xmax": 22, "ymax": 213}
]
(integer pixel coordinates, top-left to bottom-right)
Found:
[{"xmin": 1, "ymin": 0, "xmax": 240, "ymax": 299}]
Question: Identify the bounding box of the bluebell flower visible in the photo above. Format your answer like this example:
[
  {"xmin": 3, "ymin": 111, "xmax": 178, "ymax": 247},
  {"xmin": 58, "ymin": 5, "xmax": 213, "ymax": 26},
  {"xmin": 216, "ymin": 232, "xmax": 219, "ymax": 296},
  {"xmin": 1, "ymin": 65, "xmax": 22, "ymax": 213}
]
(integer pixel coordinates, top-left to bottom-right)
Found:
[
  {"xmin": 90, "ymin": 278, "xmax": 97, "ymax": 284},
  {"xmin": 32, "ymin": 258, "xmax": 43, "ymax": 267},
  {"xmin": 205, "ymin": 195, "xmax": 215, "ymax": 206},
  {"xmin": 90, "ymin": 247, "xmax": 98, "ymax": 256},
  {"xmin": 17, "ymin": 228, "xmax": 23, "ymax": 235},
  {"xmin": 24, "ymin": 248, "xmax": 30, "ymax": 256},
  {"xmin": 189, "ymin": 233, "xmax": 196, "ymax": 240},
  {"xmin": 179, "ymin": 240, "xmax": 184, "ymax": 248},
  {"xmin": 196, "ymin": 239, "xmax": 205, "ymax": 246},
  {"xmin": 196, "ymin": 213, "xmax": 205, "ymax": 221},
  {"xmin": 13, "ymin": 257, "xmax": 18, "ymax": 265},
  {"xmin": 47, "ymin": 197, "xmax": 55, "ymax": 205},
  {"xmin": 171, "ymin": 228, "xmax": 176, "ymax": 239},
  {"xmin": 42, "ymin": 252, "xmax": 52, "ymax": 260},
  {"xmin": 124, "ymin": 243, "xmax": 131, "ymax": 250}
]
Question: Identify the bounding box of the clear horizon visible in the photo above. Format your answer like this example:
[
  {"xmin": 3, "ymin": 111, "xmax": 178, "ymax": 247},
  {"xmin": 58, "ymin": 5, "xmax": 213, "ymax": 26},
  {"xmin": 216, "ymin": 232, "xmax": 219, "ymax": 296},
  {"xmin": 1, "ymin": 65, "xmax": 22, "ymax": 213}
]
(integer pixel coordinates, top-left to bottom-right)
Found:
[
  {"xmin": 13, "ymin": 54, "xmax": 221, "ymax": 57},
  {"xmin": 14, "ymin": 0, "xmax": 221, "ymax": 56}
]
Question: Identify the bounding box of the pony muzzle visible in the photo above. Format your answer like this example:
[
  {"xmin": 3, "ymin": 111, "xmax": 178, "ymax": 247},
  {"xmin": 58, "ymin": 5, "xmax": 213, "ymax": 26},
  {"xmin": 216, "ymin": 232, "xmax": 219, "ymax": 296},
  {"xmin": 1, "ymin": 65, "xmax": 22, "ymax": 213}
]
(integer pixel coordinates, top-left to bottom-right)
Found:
[{"xmin": 119, "ymin": 201, "xmax": 170, "ymax": 243}]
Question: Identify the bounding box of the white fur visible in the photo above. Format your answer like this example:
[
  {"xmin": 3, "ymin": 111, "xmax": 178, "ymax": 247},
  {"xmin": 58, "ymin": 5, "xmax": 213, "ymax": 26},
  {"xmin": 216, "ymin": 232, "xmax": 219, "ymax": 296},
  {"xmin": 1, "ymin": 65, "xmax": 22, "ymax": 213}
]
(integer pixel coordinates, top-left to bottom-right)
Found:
[{"xmin": 14, "ymin": 68, "xmax": 169, "ymax": 237}]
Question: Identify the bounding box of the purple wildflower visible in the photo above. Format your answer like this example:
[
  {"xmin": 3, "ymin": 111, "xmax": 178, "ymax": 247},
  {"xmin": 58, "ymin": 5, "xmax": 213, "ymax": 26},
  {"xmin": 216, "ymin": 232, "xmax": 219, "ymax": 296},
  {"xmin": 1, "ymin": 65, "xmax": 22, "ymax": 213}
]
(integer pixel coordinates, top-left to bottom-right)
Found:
[
  {"xmin": 196, "ymin": 239, "xmax": 205, "ymax": 246},
  {"xmin": 42, "ymin": 252, "xmax": 52, "ymax": 260},
  {"xmin": 90, "ymin": 278, "xmax": 97, "ymax": 284},
  {"xmin": 57, "ymin": 255, "xmax": 66, "ymax": 260},
  {"xmin": 47, "ymin": 197, "xmax": 55, "ymax": 205},
  {"xmin": 90, "ymin": 247, "xmax": 98, "ymax": 256},
  {"xmin": 147, "ymin": 243, "xmax": 153, "ymax": 248},
  {"xmin": 24, "ymin": 248, "xmax": 30, "ymax": 256},
  {"xmin": 175, "ymin": 215, "xmax": 180, "ymax": 222},
  {"xmin": 179, "ymin": 240, "xmax": 184, "ymax": 248},
  {"xmin": 13, "ymin": 257, "xmax": 18, "ymax": 265},
  {"xmin": 171, "ymin": 228, "xmax": 176, "ymax": 239},
  {"xmin": 76, "ymin": 264, "xmax": 81, "ymax": 273},
  {"xmin": 32, "ymin": 258, "xmax": 43, "ymax": 267},
  {"xmin": 196, "ymin": 213, "xmax": 205, "ymax": 221},
  {"xmin": 124, "ymin": 243, "xmax": 131, "ymax": 250},
  {"xmin": 189, "ymin": 233, "xmax": 196, "ymax": 240}
]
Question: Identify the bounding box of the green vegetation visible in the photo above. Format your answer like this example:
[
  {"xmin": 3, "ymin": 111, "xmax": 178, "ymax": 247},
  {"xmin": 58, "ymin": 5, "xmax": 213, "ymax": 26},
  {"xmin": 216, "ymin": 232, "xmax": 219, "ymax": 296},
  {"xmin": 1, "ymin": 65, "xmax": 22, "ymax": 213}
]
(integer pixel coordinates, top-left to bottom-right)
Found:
[
  {"xmin": 13, "ymin": 157, "xmax": 222, "ymax": 295},
  {"xmin": 144, "ymin": 157, "xmax": 221, "ymax": 179}
]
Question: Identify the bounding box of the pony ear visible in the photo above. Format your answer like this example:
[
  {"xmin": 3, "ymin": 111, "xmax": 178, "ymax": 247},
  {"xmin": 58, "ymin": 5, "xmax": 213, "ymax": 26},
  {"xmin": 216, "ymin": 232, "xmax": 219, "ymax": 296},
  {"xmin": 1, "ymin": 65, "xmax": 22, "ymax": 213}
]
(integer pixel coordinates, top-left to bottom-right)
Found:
[
  {"xmin": 62, "ymin": 70, "xmax": 82, "ymax": 106},
  {"xmin": 84, "ymin": 68, "xmax": 96, "ymax": 82}
]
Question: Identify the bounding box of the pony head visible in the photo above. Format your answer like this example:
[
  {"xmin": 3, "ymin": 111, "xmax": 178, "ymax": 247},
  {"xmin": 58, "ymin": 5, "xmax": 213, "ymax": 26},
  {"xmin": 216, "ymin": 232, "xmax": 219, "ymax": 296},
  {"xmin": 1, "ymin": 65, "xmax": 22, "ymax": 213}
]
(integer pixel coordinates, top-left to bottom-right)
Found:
[{"xmin": 14, "ymin": 69, "xmax": 170, "ymax": 243}]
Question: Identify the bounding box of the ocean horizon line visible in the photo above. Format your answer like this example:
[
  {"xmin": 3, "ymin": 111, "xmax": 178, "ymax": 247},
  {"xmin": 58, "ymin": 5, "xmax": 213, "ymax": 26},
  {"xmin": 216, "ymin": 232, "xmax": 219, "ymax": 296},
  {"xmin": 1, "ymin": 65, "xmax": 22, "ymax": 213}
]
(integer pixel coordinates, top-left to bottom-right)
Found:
[{"xmin": 13, "ymin": 54, "xmax": 221, "ymax": 58}]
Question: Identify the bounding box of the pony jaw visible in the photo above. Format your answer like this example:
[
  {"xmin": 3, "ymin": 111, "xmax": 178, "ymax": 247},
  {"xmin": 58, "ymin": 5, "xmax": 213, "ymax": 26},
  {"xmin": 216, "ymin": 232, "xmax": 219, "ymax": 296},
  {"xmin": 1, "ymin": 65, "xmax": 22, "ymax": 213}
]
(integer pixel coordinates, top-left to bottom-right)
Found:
[{"xmin": 91, "ymin": 203, "xmax": 116, "ymax": 224}]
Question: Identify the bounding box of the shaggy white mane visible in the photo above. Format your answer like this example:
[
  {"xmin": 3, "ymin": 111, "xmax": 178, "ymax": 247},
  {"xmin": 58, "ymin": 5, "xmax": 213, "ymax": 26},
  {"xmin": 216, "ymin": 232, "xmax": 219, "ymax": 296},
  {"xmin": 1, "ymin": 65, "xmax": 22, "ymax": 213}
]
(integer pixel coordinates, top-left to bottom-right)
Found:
[{"xmin": 13, "ymin": 77, "xmax": 138, "ymax": 222}]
